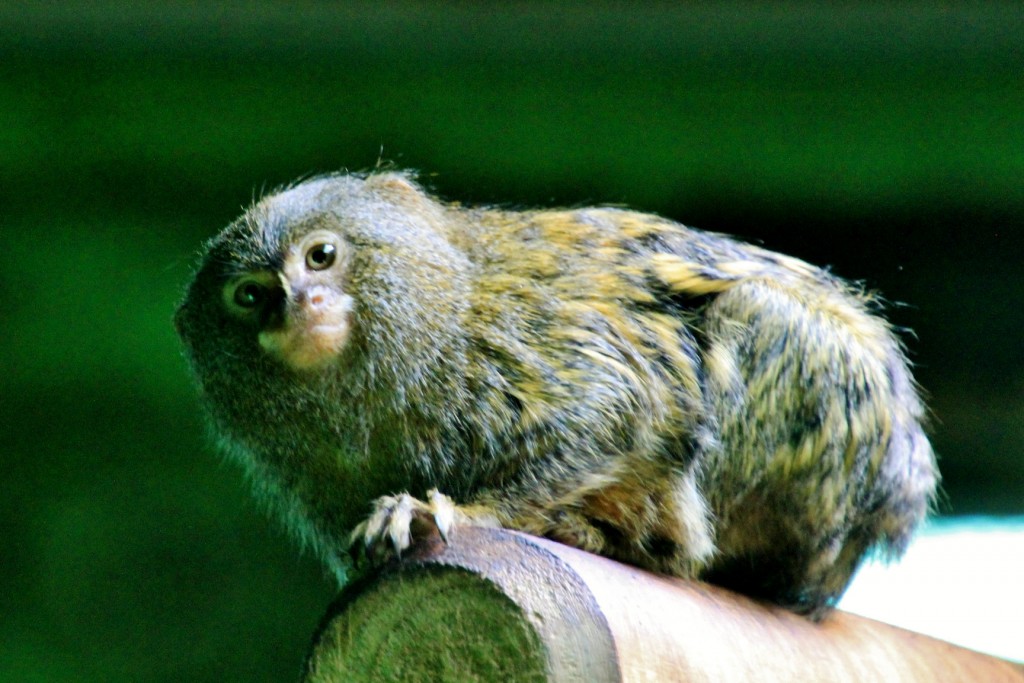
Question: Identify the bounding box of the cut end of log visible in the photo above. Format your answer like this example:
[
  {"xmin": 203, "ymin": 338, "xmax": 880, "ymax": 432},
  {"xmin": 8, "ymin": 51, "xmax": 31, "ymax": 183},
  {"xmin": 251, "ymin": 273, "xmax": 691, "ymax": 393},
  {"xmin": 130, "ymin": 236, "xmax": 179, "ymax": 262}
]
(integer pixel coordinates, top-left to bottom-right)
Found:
[{"xmin": 305, "ymin": 568, "xmax": 548, "ymax": 683}]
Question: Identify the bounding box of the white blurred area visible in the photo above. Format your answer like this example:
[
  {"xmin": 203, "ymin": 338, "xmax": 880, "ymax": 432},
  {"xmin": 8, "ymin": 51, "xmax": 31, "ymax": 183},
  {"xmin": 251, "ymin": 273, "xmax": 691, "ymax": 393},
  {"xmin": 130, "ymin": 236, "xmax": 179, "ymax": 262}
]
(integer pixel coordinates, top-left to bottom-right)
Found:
[{"xmin": 839, "ymin": 516, "xmax": 1024, "ymax": 662}]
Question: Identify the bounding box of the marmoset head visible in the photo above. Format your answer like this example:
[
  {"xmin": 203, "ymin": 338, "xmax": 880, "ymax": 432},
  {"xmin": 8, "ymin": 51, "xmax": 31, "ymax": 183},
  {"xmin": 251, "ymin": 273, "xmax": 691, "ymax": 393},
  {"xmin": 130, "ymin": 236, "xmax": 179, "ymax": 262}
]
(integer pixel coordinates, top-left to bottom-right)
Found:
[
  {"xmin": 216, "ymin": 220, "xmax": 354, "ymax": 371},
  {"xmin": 175, "ymin": 172, "xmax": 471, "ymax": 452},
  {"xmin": 176, "ymin": 177, "xmax": 359, "ymax": 376}
]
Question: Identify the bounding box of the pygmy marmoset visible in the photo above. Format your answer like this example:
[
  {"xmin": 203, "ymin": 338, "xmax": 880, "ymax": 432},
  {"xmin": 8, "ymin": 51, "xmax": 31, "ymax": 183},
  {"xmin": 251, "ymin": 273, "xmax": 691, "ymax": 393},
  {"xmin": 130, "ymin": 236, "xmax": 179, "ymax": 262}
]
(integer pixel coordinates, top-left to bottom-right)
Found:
[{"xmin": 174, "ymin": 171, "xmax": 937, "ymax": 616}]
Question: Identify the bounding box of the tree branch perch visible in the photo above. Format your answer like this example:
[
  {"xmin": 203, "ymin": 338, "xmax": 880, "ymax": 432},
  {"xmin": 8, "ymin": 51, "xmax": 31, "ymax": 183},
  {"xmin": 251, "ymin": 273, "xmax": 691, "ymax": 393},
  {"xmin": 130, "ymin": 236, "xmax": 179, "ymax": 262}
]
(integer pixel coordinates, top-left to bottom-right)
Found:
[{"xmin": 303, "ymin": 527, "xmax": 1024, "ymax": 682}]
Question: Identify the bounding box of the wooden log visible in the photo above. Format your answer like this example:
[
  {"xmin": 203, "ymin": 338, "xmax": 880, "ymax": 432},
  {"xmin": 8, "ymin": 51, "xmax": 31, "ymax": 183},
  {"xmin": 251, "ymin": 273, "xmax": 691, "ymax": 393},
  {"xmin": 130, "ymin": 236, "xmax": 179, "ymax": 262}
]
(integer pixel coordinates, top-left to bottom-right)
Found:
[{"xmin": 303, "ymin": 527, "xmax": 1024, "ymax": 683}]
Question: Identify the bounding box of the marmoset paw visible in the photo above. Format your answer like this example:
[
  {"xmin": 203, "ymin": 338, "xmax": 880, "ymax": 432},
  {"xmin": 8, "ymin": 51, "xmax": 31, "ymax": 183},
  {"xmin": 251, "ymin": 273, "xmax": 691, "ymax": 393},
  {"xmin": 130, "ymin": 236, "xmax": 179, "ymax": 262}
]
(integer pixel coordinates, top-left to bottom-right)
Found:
[{"xmin": 349, "ymin": 489, "xmax": 456, "ymax": 563}]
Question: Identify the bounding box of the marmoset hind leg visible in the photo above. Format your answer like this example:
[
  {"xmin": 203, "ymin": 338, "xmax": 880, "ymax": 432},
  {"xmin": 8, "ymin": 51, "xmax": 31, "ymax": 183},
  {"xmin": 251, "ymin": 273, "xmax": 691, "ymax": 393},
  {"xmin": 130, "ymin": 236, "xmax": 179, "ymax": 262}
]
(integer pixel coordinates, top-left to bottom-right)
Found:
[{"xmin": 694, "ymin": 274, "xmax": 935, "ymax": 615}]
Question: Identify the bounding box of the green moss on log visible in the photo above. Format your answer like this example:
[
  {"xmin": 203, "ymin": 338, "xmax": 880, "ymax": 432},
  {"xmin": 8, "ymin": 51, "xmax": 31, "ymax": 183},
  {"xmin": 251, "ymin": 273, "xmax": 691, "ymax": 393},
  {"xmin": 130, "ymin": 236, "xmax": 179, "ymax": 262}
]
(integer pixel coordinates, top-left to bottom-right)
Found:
[{"xmin": 305, "ymin": 567, "xmax": 548, "ymax": 683}]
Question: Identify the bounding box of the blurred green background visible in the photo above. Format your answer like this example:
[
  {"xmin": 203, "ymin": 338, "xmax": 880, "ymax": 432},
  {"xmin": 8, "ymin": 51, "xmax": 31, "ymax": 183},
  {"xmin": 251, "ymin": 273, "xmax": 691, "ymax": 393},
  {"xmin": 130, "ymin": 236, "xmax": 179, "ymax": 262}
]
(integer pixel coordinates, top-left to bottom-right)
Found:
[{"xmin": 2, "ymin": 3, "xmax": 1022, "ymax": 681}]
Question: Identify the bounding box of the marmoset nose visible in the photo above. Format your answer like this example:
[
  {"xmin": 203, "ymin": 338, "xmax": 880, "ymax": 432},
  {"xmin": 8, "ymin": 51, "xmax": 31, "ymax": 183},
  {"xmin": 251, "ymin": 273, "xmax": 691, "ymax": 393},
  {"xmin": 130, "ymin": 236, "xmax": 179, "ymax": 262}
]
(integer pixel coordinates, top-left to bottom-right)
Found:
[{"xmin": 293, "ymin": 287, "xmax": 331, "ymax": 310}]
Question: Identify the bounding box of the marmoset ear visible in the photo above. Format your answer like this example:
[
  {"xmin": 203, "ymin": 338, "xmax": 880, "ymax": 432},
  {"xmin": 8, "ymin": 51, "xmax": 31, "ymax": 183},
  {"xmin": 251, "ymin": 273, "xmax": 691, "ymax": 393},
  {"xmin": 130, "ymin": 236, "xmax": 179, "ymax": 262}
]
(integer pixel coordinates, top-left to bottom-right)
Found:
[{"xmin": 366, "ymin": 171, "xmax": 424, "ymax": 199}]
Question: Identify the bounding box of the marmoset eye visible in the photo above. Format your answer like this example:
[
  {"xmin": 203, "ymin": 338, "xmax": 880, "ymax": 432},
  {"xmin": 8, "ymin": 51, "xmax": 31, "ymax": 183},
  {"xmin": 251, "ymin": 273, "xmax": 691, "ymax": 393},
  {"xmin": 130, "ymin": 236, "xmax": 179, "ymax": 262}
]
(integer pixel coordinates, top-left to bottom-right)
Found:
[
  {"xmin": 305, "ymin": 243, "xmax": 337, "ymax": 271},
  {"xmin": 222, "ymin": 272, "xmax": 279, "ymax": 317},
  {"xmin": 233, "ymin": 280, "xmax": 266, "ymax": 308}
]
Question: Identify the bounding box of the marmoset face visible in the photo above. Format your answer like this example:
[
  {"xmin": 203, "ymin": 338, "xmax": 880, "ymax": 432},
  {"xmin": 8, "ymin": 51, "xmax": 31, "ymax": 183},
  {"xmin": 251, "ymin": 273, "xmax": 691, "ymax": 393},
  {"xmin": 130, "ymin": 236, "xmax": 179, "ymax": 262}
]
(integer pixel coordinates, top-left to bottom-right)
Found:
[
  {"xmin": 176, "ymin": 179, "xmax": 361, "ymax": 378},
  {"xmin": 219, "ymin": 229, "xmax": 354, "ymax": 371}
]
